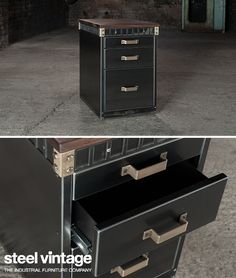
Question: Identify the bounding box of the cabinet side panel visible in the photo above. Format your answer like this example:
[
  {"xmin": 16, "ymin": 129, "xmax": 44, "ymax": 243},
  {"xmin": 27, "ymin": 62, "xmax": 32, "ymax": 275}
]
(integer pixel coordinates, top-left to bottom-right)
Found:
[
  {"xmin": 80, "ymin": 31, "xmax": 101, "ymax": 116},
  {"xmin": 0, "ymin": 139, "xmax": 62, "ymax": 278},
  {"xmin": 197, "ymin": 138, "xmax": 211, "ymax": 172}
]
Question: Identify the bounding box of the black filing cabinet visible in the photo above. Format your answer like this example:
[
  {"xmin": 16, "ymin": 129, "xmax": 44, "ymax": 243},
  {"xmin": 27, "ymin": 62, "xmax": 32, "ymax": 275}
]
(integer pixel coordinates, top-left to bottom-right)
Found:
[
  {"xmin": 79, "ymin": 19, "xmax": 159, "ymax": 118},
  {"xmin": 0, "ymin": 138, "xmax": 228, "ymax": 278}
]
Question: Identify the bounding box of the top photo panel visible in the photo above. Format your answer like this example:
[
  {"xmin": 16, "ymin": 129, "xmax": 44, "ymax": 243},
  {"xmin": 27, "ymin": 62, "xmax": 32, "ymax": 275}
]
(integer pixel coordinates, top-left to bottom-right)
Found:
[{"xmin": 0, "ymin": 0, "xmax": 235, "ymax": 136}]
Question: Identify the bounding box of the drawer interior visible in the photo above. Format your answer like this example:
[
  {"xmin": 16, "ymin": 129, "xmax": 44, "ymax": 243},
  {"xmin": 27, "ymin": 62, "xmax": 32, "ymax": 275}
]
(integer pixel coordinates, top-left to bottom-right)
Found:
[
  {"xmin": 75, "ymin": 161, "xmax": 208, "ymax": 225},
  {"xmin": 73, "ymin": 160, "xmax": 227, "ymax": 276}
]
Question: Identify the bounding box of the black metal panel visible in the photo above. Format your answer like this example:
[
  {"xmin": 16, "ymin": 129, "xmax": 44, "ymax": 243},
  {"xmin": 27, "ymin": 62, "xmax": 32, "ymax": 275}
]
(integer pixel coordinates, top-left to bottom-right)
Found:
[
  {"xmin": 62, "ymin": 175, "xmax": 74, "ymax": 278},
  {"xmin": 76, "ymin": 147, "xmax": 91, "ymax": 170},
  {"xmin": 105, "ymin": 36, "xmax": 153, "ymax": 49},
  {"xmin": 197, "ymin": 138, "xmax": 211, "ymax": 172},
  {"xmin": 72, "ymin": 237, "xmax": 184, "ymax": 278},
  {"xmin": 73, "ymin": 162, "xmax": 227, "ymax": 276},
  {"xmin": 105, "ymin": 28, "xmax": 155, "ymax": 37},
  {"xmin": 103, "ymin": 107, "xmax": 156, "ymax": 117},
  {"xmin": 126, "ymin": 138, "xmax": 141, "ymax": 153},
  {"xmin": 29, "ymin": 138, "xmax": 38, "ymax": 147},
  {"xmin": 74, "ymin": 139, "xmax": 174, "ymax": 173},
  {"xmin": 37, "ymin": 138, "xmax": 47, "ymax": 156},
  {"xmin": 0, "ymin": 139, "xmax": 62, "ymax": 278},
  {"xmin": 105, "ymin": 68, "xmax": 154, "ymax": 112},
  {"xmin": 110, "ymin": 138, "xmax": 125, "ymax": 158},
  {"xmin": 73, "ymin": 138, "xmax": 205, "ymax": 200},
  {"xmin": 189, "ymin": 0, "xmax": 207, "ymax": 23},
  {"xmin": 92, "ymin": 141, "xmax": 110, "ymax": 164},
  {"xmin": 80, "ymin": 30, "xmax": 101, "ymax": 116},
  {"xmin": 46, "ymin": 140, "xmax": 54, "ymax": 164},
  {"xmin": 226, "ymin": 0, "xmax": 236, "ymax": 31},
  {"xmin": 142, "ymin": 138, "xmax": 156, "ymax": 147}
]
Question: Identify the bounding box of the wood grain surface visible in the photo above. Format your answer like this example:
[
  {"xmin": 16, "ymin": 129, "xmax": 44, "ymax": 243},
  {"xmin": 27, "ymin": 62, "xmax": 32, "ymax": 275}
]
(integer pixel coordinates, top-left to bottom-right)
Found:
[
  {"xmin": 47, "ymin": 138, "xmax": 109, "ymax": 153},
  {"xmin": 79, "ymin": 19, "xmax": 159, "ymax": 28}
]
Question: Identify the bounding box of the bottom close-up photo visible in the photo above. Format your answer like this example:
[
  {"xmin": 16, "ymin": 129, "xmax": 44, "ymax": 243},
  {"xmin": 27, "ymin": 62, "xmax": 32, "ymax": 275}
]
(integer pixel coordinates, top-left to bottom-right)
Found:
[{"xmin": 0, "ymin": 137, "xmax": 235, "ymax": 278}]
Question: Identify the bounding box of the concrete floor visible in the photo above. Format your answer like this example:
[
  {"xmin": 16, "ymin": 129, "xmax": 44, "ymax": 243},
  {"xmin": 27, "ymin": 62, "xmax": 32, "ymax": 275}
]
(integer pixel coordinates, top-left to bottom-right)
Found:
[
  {"xmin": 0, "ymin": 28, "xmax": 236, "ymax": 135},
  {"xmin": 0, "ymin": 138, "xmax": 235, "ymax": 277}
]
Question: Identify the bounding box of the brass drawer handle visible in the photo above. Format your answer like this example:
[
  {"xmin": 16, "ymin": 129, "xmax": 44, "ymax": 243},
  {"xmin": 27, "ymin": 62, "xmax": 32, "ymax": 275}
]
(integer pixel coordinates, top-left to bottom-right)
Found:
[
  {"xmin": 121, "ymin": 152, "xmax": 167, "ymax": 180},
  {"xmin": 121, "ymin": 55, "xmax": 139, "ymax": 61},
  {"xmin": 121, "ymin": 86, "xmax": 139, "ymax": 93},
  {"xmin": 111, "ymin": 254, "xmax": 149, "ymax": 277},
  {"xmin": 121, "ymin": 39, "xmax": 139, "ymax": 45},
  {"xmin": 143, "ymin": 213, "xmax": 188, "ymax": 244}
]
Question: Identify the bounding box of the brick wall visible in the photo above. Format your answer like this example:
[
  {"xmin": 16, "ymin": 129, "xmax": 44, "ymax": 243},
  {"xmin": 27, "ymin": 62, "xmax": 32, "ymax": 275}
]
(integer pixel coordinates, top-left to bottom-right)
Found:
[
  {"xmin": 0, "ymin": 0, "xmax": 68, "ymax": 48},
  {"xmin": 8, "ymin": 0, "xmax": 68, "ymax": 44},
  {"xmin": 0, "ymin": 0, "xmax": 8, "ymax": 48},
  {"xmin": 69, "ymin": 0, "xmax": 182, "ymax": 28}
]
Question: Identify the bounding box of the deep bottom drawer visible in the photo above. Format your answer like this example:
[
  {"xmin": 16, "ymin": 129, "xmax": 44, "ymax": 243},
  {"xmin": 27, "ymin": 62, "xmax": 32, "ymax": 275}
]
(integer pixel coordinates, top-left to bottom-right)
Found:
[
  {"xmin": 105, "ymin": 69, "xmax": 154, "ymax": 112},
  {"xmin": 73, "ymin": 161, "xmax": 227, "ymax": 276},
  {"xmin": 71, "ymin": 236, "xmax": 183, "ymax": 278}
]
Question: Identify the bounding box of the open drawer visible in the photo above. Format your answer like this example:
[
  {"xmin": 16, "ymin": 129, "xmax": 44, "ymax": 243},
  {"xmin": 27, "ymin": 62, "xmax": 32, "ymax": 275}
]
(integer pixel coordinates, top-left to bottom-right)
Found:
[{"xmin": 72, "ymin": 161, "xmax": 227, "ymax": 277}]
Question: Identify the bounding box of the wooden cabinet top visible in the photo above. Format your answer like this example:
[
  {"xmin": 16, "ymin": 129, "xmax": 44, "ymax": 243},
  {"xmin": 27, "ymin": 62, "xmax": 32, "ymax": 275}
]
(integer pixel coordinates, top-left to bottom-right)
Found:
[
  {"xmin": 79, "ymin": 19, "xmax": 159, "ymax": 29},
  {"xmin": 48, "ymin": 138, "xmax": 109, "ymax": 153}
]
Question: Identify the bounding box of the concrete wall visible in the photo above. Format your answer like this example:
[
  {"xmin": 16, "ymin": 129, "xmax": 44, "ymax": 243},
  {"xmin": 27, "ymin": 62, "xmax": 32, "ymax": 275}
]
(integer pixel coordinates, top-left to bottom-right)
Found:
[
  {"xmin": 69, "ymin": 0, "xmax": 182, "ymax": 28},
  {"xmin": 0, "ymin": 0, "xmax": 8, "ymax": 48},
  {"xmin": 0, "ymin": 0, "xmax": 68, "ymax": 48}
]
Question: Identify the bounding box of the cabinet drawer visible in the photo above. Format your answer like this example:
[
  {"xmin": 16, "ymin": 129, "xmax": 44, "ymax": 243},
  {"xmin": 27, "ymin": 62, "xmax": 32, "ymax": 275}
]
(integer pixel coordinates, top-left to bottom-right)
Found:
[
  {"xmin": 105, "ymin": 48, "xmax": 153, "ymax": 70},
  {"xmin": 105, "ymin": 69, "xmax": 154, "ymax": 112},
  {"xmin": 73, "ymin": 161, "xmax": 227, "ymax": 276},
  {"xmin": 71, "ymin": 237, "xmax": 183, "ymax": 278},
  {"xmin": 105, "ymin": 36, "xmax": 153, "ymax": 49},
  {"xmin": 73, "ymin": 138, "xmax": 206, "ymax": 200}
]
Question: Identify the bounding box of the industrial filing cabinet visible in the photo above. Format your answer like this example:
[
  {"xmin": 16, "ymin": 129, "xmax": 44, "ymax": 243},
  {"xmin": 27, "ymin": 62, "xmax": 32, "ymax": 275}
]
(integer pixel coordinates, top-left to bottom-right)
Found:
[
  {"xmin": 0, "ymin": 138, "xmax": 228, "ymax": 278},
  {"xmin": 79, "ymin": 19, "xmax": 159, "ymax": 118}
]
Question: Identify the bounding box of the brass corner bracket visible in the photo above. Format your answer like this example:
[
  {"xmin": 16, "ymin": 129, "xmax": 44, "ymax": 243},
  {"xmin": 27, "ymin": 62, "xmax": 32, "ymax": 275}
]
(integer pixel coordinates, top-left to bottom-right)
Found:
[
  {"xmin": 154, "ymin": 26, "xmax": 160, "ymax": 36},
  {"xmin": 53, "ymin": 149, "xmax": 75, "ymax": 178},
  {"xmin": 99, "ymin": 28, "xmax": 105, "ymax": 37}
]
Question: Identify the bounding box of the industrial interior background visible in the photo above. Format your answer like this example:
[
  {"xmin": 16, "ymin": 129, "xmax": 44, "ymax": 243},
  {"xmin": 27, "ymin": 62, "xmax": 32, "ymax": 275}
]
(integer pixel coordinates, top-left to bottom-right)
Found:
[
  {"xmin": 0, "ymin": 0, "xmax": 236, "ymax": 135},
  {"xmin": 1, "ymin": 0, "xmax": 236, "ymax": 49},
  {"xmin": 1, "ymin": 0, "xmax": 236, "ymax": 48}
]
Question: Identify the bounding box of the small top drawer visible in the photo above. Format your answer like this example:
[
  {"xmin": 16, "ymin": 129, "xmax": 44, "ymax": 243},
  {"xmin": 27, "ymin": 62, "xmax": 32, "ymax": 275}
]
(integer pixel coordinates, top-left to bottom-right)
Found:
[
  {"xmin": 73, "ymin": 138, "xmax": 206, "ymax": 200},
  {"xmin": 105, "ymin": 36, "xmax": 154, "ymax": 49},
  {"xmin": 73, "ymin": 161, "xmax": 227, "ymax": 276}
]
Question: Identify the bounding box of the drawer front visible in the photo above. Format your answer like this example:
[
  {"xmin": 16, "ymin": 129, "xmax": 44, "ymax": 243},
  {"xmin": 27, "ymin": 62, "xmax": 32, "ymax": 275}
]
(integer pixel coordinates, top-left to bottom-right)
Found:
[
  {"xmin": 105, "ymin": 48, "xmax": 153, "ymax": 70},
  {"xmin": 105, "ymin": 36, "xmax": 153, "ymax": 49},
  {"xmin": 73, "ymin": 138, "xmax": 205, "ymax": 200},
  {"xmin": 74, "ymin": 165, "xmax": 227, "ymax": 276},
  {"xmin": 71, "ymin": 237, "xmax": 183, "ymax": 278},
  {"xmin": 105, "ymin": 69, "xmax": 154, "ymax": 112},
  {"xmin": 74, "ymin": 139, "xmax": 174, "ymax": 173}
]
